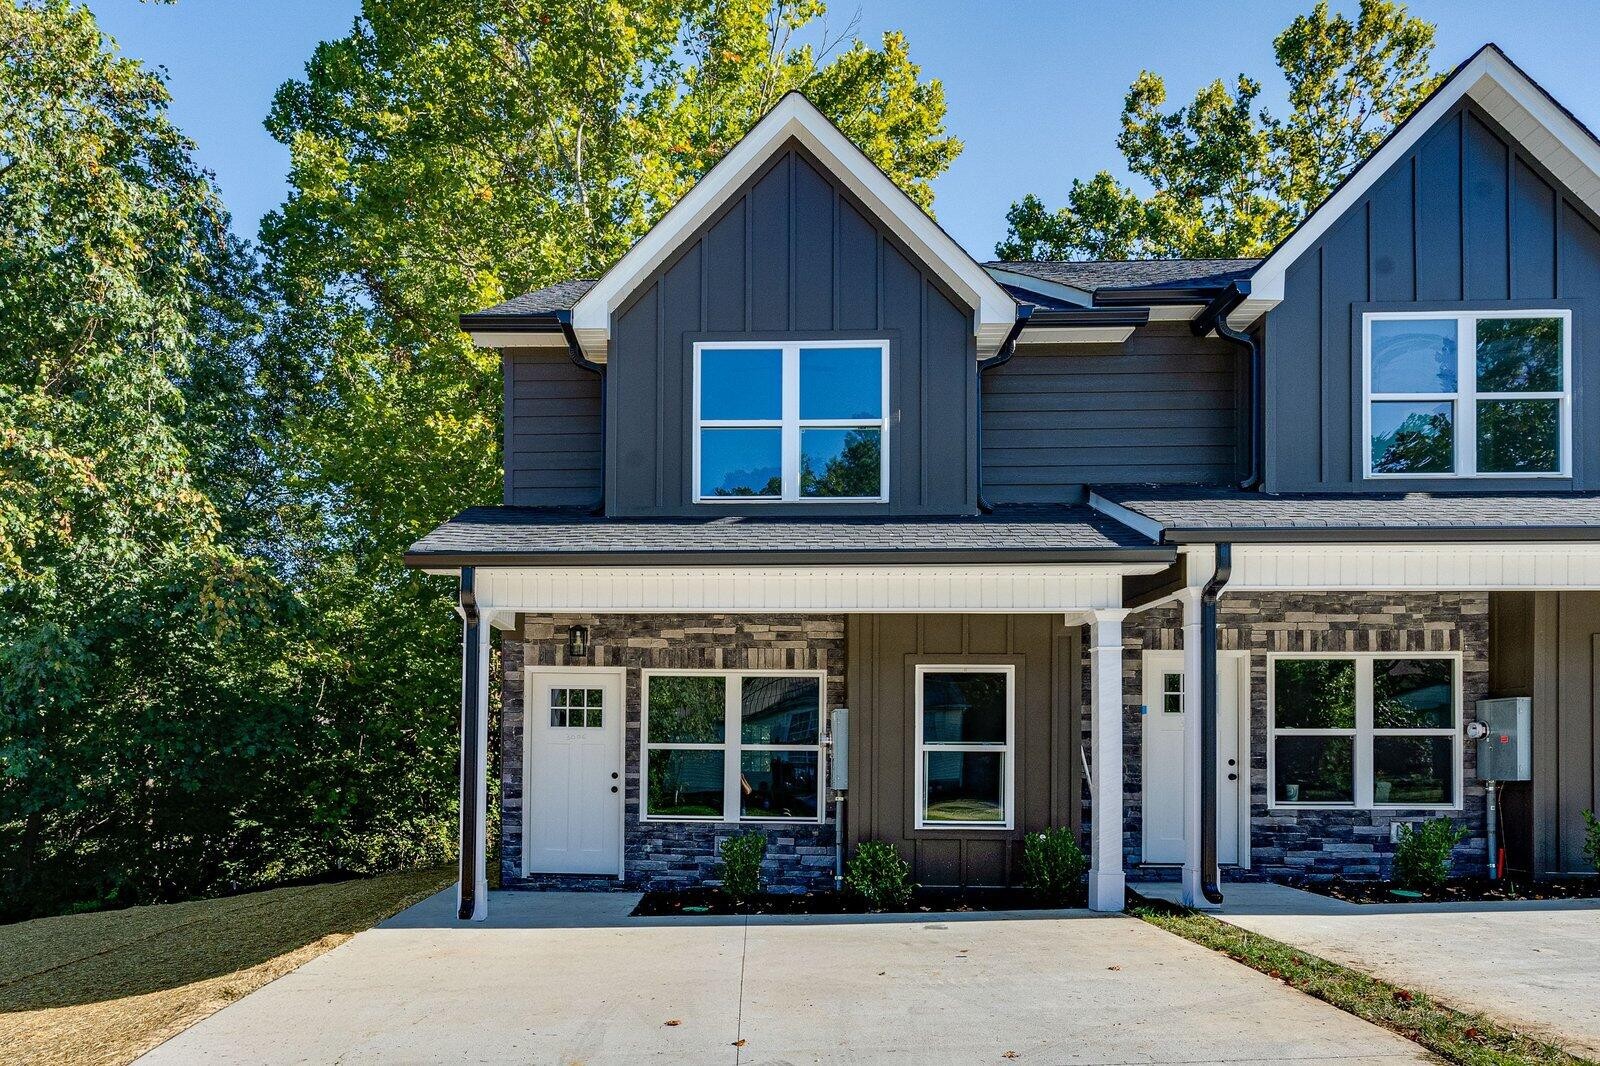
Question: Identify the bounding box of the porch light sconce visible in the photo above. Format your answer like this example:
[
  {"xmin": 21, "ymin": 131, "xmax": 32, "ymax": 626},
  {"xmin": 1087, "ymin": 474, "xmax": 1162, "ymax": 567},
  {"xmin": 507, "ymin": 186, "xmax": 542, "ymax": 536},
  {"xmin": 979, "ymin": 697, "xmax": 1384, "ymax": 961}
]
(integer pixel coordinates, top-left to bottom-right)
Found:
[{"xmin": 566, "ymin": 624, "xmax": 590, "ymax": 660}]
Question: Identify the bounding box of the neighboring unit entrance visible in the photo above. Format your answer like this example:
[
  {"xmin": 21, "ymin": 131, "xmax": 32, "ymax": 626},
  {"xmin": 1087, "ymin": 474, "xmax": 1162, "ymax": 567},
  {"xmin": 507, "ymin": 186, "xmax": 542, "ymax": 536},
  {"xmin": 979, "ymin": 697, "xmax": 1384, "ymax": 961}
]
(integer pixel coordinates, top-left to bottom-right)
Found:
[
  {"xmin": 525, "ymin": 669, "xmax": 624, "ymax": 876},
  {"xmin": 1141, "ymin": 651, "xmax": 1248, "ymax": 866}
]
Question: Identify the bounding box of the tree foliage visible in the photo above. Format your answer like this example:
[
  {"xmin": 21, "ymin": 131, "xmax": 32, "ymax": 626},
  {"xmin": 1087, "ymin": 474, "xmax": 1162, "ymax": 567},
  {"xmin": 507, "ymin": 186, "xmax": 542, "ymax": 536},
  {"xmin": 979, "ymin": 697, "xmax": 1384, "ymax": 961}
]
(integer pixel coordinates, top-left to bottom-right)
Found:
[{"xmin": 996, "ymin": 0, "xmax": 1442, "ymax": 260}]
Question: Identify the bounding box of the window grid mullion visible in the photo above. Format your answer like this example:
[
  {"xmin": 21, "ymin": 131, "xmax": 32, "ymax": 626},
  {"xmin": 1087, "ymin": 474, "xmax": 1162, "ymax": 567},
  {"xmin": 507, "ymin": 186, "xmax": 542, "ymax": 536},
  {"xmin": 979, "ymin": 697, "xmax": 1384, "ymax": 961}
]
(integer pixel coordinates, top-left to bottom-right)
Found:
[
  {"xmin": 1457, "ymin": 314, "xmax": 1478, "ymax": 475},
  {"xmin": 723, "ymin": 675, "xmax": 741, "ymax": 821}
]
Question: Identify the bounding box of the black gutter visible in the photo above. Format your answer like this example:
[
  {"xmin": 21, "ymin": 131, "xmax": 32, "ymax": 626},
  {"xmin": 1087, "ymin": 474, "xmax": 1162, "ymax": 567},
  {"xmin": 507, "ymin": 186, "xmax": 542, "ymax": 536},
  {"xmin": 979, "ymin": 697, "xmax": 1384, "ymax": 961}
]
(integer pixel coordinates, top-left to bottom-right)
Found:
[
  {"xmin": 404, "ymin": 546, "xmax": 1179, "ymax": 569},
  {"xmin": 975, "ymin": 305, "xmax": 1032, "ymax": 514},
  {"xmin": 457, "ymin": 567, "xmax": 480, "ymax": 922},
  {"xmin": 1199, "ymin": 544, "xmax": 1231, "ymax": 906},
  {"xmin": 552, "ymin": 310, "xmax": 607, "ymax": 516},
  {"xmin": 1193, "ymin": 282, "xmax": 1262, "ymax": 491},
  {"xmin": 1026, "ymin": 307, "xmax": 1150, "ymax": 328},
  {"xmin": 1093, "ymin": 285, "xmax": 1234, "ymax": 307},
  {"xmin": 458, "ymin": 312, "xmax": 566, "ymax": 333}
]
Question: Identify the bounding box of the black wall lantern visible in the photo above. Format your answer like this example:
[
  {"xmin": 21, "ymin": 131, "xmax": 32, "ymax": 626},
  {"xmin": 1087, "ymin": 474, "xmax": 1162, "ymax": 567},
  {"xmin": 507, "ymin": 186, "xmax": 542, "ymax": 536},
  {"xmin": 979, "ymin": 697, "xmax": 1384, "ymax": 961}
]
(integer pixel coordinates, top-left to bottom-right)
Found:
[{"xmin": 566, "ymin": 624, "xmax": 590, "ymax": 660}]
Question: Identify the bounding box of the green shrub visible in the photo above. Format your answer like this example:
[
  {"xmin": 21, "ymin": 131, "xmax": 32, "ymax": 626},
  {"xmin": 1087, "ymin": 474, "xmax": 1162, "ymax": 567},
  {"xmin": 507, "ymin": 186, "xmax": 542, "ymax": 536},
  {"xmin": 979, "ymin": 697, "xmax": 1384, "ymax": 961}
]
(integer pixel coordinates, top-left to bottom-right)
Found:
[
  {"xmin": 1021, "ymin": 827, "xmax": 1088, "ymax": 902},
  {"xmin": 717, "ymin": 832, "xmax": 766, "ymax": 904},
  {"xmin": 1583, "ymin": 810, "xmax": 1600, "ymax": 872},
  {"xmin": 844, "ymin": 841, "xmax": 913, "ymax": 910},
  {"xmin": 1391, "ymin": 818, "xmax": 1468, "ymax": 891}
]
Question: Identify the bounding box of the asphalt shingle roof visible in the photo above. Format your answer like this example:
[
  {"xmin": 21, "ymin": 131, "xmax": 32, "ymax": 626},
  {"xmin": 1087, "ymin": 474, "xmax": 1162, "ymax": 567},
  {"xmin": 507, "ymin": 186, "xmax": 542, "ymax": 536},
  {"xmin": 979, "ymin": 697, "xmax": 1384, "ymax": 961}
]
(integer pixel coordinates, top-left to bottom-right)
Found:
[
  {"xmin": 1094, "ymin": 485, "xmax": 1600, "ymax": 542},
  {"xmin": 986, "ymin": 259, "xmax": 1260, "ymax": 293},
  {"xmin": 405, "ymin": 505, "xmax": 1168, "ymax": 566},
  {"xmin": 466, "ymin": 279, "xmax": 597, "ymax": 319}
]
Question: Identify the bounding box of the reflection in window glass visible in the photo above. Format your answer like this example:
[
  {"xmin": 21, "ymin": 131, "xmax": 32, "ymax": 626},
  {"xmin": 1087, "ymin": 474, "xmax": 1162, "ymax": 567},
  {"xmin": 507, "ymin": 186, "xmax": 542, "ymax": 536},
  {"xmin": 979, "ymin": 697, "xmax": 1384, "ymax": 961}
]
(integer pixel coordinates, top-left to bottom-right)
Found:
[
  {"xmin": 1274, "ymin": 735, "xmax": 1355, "ymax": 804},
  {"xmin": 922, "ymin": 672, "xmax": 1007, "ymax": 744},
  {"xmin": 1371, "ymin": 401, "xmax": 1453, "ymax": 474},
  {"xmin": 647, "ymin": 750, "xmax": 724, "ymax": 817},
  {"xmin": 923, "ymin": 751, "xmax": 1005, "ymax": 822},
  {"xmin": 800, "ymin": 428, "xmax": 881, "ymax": 498},
  {"xmin": 1476, "ymin": 317, "xmax": 1562, "ymax": 392},
  {"xmin": 1477, "ymin": 399, "xmax": 1560, "ymax": 473},
  {"xmin": 1373, "ymin": 659, "xmax": 1454, "ymax": 729},
  {"xmin": 699, "ymin": 348, "xmax": 782, "ymax": 420},
  {"xmin": 741, "ymin": 676, "xmax": 820, "ymax": 745},
  {"xmin": 740, "ymin": 750, "xmax": 820, "ymax": 819},
  {"xmin": 646, "ymin": 676, "xmax": 726, "ymax": 744},
  {"xmin": 1273, "ymin": 660, "xmax": 1356, "ymax": 729},
  {"xmin": 699, "ymin": 428, "xmax": 781, "ymax": 497},
  {"xmin": 1370, "ymin": 319, "xmax": 1457, "ymax": 393},
  {"xmin": 799, "ymin": 347, "xmax": 883, "ymax": 419},
  {"xmin": 1373, "ymin": 736, "xmax": 1454, "ymax": 805}
]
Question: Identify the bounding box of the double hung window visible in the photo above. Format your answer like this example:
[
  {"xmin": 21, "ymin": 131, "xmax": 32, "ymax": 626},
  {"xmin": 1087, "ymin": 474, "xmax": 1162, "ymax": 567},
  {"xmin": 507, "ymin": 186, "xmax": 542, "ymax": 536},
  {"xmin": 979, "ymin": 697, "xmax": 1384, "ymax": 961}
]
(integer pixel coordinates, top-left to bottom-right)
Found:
[{"xmin": 914, "ymin": 666, "xmax": 1015, "ymax": 829}]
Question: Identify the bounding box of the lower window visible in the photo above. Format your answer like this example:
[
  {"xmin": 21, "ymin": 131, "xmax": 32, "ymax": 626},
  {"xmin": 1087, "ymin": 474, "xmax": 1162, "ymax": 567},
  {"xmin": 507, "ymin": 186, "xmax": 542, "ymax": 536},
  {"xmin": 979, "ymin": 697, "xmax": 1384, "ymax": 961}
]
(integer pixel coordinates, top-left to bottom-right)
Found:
[
  {"xmin": 643, "ymin": 671, "xmax": 824, "ymax": 823},
  {"xmin": 1269, "ymin": 655, "xmax": 1460, "ymax": 810},
  {"xmin": 915, "ymin": 666, "xmax": 1014, "ymax": 828}
]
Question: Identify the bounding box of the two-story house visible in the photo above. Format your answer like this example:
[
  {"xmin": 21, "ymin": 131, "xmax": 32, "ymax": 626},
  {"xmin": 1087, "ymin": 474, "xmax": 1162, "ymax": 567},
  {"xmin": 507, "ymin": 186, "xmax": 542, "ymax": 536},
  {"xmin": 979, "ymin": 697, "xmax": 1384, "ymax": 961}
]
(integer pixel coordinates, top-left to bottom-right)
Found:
[{"xmin": 408, "ymin": 44, "xmax": 1600, "ymax": 921}]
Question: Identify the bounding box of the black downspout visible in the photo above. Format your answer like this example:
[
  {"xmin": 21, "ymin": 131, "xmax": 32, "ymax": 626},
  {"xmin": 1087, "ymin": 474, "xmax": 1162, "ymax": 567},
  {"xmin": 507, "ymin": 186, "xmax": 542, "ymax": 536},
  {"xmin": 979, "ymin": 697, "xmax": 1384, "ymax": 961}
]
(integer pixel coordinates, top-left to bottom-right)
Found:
[
  {"xmin": 553, "ymin": 310, "xmax": 607, "ymax": 516},
  {"xmin": 458, "ymin": 566, "xmax": 481, "ymax": 922},
  {"xmin": 1193, "ymin": 283, "xmax": 1262, "ymax": 491},
  {"xmin": 1199, "ymin": 544, "xmax": 1232, "ymax": 905},
  {"xmin": 975, "ymin": 305, "xmax": 1032, "ymax": 514}
]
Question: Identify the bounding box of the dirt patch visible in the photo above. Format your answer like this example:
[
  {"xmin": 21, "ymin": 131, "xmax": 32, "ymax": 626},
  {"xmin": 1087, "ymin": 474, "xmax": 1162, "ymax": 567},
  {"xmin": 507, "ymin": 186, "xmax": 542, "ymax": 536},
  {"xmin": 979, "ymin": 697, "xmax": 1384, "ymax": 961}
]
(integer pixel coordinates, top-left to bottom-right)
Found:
[
  {"xmin": 631, "ymin": 885, "xmax": 1083, "ymax": 916},
  {"xmin": 1299, "ymin": 876, "xmax": 1600, "ymax": 905}
]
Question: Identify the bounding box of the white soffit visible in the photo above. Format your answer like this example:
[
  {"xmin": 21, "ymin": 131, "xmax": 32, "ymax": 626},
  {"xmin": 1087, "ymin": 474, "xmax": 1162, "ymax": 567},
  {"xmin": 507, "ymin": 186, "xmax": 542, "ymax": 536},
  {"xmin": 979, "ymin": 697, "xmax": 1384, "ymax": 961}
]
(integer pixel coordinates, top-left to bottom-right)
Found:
[
  {"xmin": 570, "ymin": 93, "xmax": 1017, "ymax": 359},
  {"xmin": 467, "ymin": 331, "xmax": 565, "ymax": 350},
  {"xmin": 1018, "ymin": 326, "xmax": 1138, "ymax": 345},
  {"xmin": 1227, "ymin": 542, "xmax": 1600, "ymax": 591},
  {"xmin": 1236, "ymin": 45, "xmax": 1600, "ymax": 330}
]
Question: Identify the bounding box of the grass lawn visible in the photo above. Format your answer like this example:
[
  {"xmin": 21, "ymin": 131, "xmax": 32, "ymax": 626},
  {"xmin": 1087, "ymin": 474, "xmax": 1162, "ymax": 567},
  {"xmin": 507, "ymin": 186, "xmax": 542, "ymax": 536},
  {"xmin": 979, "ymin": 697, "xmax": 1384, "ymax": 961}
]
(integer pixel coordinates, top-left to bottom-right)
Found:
[
  {"xmin": 1132, "ymin": 896, "xmax": 1595, "ymax": 1066},
  {"xmin": 0, "ymin": 866, "xmax": 453, "ymax": 1066}
]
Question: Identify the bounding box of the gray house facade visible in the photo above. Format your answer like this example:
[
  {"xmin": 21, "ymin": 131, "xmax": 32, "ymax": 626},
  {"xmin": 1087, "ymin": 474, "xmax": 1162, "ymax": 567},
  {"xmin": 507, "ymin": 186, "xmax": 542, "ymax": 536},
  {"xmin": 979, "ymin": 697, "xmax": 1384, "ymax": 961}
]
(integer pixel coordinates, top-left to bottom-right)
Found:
[{"xmin": 411, "ymin": 44, "xmax": 1600, "ymax": 921}]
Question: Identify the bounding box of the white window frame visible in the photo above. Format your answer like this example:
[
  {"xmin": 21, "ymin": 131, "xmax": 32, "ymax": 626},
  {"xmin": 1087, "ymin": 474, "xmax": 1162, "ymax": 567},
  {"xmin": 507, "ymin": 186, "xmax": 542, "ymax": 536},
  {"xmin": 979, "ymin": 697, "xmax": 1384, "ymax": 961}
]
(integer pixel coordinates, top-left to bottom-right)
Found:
[
  {"xmin": 692, "ymin": 339, "xmax": 890, "ymax": 503},
  {"xmin": 1266, "ymin": 652, "xmax": 1462, "ymax": 812},
  {"xmin": 1362, "ymin": 309, "xmax": 1572, "ymax": 479},
  {"xmin": 640, "ymin": 669, "xmax": 827, "ymax": 824},
  {"xmin": 913, "ymin": 664, "xmax": 1016, "ymax": 830}
]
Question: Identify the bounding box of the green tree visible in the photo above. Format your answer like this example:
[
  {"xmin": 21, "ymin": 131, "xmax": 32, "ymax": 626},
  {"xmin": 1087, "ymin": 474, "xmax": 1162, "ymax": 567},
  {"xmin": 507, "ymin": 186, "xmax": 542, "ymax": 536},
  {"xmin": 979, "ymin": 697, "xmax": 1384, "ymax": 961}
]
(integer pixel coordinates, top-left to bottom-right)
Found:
[{"xmin": 996, "ymin": 0, "xmax": 1442, "ymax": 260}]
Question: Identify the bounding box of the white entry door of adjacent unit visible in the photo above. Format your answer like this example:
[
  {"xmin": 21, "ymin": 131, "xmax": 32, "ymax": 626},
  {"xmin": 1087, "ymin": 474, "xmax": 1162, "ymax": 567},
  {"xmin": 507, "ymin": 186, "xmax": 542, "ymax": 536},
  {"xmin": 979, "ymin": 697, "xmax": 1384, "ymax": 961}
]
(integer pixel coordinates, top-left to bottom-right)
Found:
[
  {"xmin": 1141, "ymin": 651, "xmax": 1246, "ymax": 866},
  {"xmin": 526, "ymin": 670, "xmax": 624, "ymax": 876}
]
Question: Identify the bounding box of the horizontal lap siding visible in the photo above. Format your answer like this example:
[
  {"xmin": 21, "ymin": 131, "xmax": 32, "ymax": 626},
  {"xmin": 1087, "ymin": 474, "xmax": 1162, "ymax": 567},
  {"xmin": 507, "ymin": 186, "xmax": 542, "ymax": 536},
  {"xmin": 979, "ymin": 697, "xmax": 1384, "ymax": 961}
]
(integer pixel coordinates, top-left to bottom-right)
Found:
[
  {"xmin": 504, "ymin": 348, "xmax": 603, "ymax": 506},
  {"xmin": 980, "ymin": 323, "xmax": 1244, "ymax": 502}
]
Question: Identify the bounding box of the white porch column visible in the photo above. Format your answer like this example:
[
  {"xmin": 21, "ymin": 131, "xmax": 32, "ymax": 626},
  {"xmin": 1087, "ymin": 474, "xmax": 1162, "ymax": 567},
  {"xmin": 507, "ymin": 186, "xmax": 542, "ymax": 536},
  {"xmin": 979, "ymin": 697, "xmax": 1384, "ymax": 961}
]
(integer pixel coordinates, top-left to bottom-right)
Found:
[
  {"xmin": 1088, "ymin": 608, "xmax": 1130, "ymax": 912},
  {"xmin": 1178, "ymin": 587, "xmax": 1213, "ymax": 908}
]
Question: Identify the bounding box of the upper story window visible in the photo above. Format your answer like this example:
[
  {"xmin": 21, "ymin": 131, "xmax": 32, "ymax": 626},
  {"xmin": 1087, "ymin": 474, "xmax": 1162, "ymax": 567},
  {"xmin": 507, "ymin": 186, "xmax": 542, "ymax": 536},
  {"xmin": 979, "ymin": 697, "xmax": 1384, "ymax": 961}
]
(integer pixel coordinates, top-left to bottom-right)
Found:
[
  {"xmin": 694, "ymin": 341, "xmax": 888, "ymax": 502},
  {"xmin": 1363, "ymin": 311, "xmax": 1571, "ymax": 478}
]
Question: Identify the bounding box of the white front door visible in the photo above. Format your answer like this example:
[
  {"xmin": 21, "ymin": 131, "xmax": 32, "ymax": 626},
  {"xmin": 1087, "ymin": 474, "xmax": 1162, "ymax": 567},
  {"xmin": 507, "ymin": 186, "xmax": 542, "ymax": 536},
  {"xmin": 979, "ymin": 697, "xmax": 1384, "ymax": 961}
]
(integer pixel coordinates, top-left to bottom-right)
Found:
[
  {"xmin": 1141, "ymin": 652, "xmax": 1246, "ymax": 866},
  {"xmin": 526, "ymin": 670, "xmax": 624, "ymax": 876}
]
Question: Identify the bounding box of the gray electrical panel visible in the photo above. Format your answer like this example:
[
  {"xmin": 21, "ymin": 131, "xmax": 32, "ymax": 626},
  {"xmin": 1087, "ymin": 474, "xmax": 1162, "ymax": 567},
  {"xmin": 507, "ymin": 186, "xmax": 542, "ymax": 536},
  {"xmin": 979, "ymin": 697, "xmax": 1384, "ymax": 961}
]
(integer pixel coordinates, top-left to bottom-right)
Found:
[
  {"xmin": 828, "ymin": 708, "xmax": 849, "ymax": 791},
  {"xmin": 1476, "ymin": 697, "xmax": 1532, "ymax": 781}
]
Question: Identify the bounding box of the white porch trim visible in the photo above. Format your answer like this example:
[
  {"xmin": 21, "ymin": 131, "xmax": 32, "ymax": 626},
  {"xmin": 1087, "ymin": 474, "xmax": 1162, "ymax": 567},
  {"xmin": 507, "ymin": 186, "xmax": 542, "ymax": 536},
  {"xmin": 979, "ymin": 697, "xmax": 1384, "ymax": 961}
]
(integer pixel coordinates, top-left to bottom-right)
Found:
[{"xmin": 1223, "ymin": 542, "xmax": 1600, "ymax": 592}]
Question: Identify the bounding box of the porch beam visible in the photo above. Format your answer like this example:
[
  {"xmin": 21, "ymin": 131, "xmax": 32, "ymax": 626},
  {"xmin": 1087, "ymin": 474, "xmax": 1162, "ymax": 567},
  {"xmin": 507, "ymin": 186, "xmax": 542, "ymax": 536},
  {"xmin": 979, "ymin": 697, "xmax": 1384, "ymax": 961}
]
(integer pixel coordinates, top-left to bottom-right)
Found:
[{"xmin": 1087, "ymin": 608, "xmax": 1130, "ymax": 912}]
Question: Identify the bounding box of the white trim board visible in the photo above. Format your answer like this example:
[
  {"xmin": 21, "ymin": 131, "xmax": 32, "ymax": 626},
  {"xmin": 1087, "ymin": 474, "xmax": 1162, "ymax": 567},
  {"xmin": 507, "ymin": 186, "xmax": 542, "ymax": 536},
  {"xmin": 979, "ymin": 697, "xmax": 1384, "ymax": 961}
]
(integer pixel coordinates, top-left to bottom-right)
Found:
[
  {"xmin": 569, "ymin": 93, "xmax": 1017, "ymax": 360},
  {"xmin": 1225, "ymin": 542, "xmax": 1600, "ymax": 591},
  {"xmin": 1237, "ymin": 45, "xmax": 1600, "ymax": 330}
]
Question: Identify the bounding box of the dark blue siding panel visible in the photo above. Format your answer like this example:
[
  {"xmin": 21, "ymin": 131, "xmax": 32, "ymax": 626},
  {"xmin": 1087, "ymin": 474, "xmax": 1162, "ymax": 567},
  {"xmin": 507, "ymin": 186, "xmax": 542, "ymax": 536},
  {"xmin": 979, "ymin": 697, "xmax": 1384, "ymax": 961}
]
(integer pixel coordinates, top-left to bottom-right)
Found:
[
  {"xmin": 792, "ymin": 156, "xmax": 836, "ymax": 331},
  {"xmin": 837, "ymin": 200, "xmax": 879, "ymax": 331},
  {"xmin": 882, "ymin": 243, "xmax": 924, "ymax": 509},
  {"xmin": 1465, "ymin": 114, "xmax": 1510, "ymax": 300},
  {"xmin": 1321, "ymin": 211, "xmax": 1368, "ymax": 484},
  {"xmin": 658, "ymin": 244, "xmax": 702, "ymax": 509},
  {"xmin": 612, "ymin": 284, "xmax": 660, "ymax": 511},
  {"xmin": 748, "ymin": 155, "xmax": 791, "ymax": 332},
  {"xmin": 1369, "ymin": 161, "xmax": 1416, "ymax": 302},
  {"xmin": 1416, "ymin": 111, "xmax": 1463, "ymax": 301},
  {"xmin": 1511, "ymin": 158, "xmax": 1557, "ymax": 300},
  {"xmin": 702, "ymin": 201, "xmax": 747, "ymax": 332}
]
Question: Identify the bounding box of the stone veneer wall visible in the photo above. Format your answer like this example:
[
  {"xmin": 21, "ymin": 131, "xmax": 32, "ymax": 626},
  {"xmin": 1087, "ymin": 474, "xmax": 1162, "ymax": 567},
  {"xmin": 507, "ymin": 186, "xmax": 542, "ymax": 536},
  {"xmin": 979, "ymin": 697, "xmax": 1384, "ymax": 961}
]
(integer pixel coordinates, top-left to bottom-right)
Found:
[
  {"xmin": 501, "ymin": 614, "xmax": 845, "ymax": 892},
  {"xmin": 1115, "ymin": 592, "xmax": 1490, "ymax": 882}
]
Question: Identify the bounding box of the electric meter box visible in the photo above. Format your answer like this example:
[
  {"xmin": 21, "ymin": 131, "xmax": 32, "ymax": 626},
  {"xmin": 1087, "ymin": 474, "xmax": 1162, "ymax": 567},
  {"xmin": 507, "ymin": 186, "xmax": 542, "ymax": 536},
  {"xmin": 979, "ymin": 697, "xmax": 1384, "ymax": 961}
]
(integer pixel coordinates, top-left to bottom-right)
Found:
[
  {"xmin": 1475, "ymin": 697, "xmax": 1532, "ymax": 781},
  {"xmin": 828, "ymin": 708, "xmax": 849, "ymax": 791}
]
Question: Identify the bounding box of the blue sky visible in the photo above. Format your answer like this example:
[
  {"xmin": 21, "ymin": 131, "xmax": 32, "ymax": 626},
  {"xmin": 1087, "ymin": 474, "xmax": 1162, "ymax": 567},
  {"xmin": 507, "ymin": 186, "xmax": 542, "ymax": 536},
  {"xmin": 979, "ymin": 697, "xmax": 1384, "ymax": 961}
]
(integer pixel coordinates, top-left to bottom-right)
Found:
[{"xmin": 90, "ymin": 0, "xmax": 1600, "ymax": 259}]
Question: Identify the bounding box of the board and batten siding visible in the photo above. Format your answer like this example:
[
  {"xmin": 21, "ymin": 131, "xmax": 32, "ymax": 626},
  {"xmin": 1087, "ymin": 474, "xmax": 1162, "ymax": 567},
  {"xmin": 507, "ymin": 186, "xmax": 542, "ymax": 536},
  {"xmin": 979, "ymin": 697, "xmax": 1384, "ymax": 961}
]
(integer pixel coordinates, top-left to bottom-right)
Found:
[
  {"xmin": 607, "ymin": 141, "xmax": 978, "ymax": 516},
  {"xmin": 503, "ymin": 347, "xmax": 603, "ymax": 507},
  {"xmin": 981, "ymin": 323, "xmax": 1245, "ymax": 501},
  {"xmin": 1264, "ymin": 99, "xmax": 1600, "ymax": 492}
]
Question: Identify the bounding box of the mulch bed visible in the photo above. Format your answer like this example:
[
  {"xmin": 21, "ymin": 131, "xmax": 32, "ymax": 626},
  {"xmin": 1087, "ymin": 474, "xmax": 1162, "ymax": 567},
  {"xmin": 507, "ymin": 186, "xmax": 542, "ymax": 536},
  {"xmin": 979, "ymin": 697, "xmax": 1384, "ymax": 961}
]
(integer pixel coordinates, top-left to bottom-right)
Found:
[
  {"xmin": 632, "ymin": 886, "xmax": 1083, "ymax": 916},
  {"xmin": 1299, "ymin": 875, "xmax": 1599, "ymax": 905}
]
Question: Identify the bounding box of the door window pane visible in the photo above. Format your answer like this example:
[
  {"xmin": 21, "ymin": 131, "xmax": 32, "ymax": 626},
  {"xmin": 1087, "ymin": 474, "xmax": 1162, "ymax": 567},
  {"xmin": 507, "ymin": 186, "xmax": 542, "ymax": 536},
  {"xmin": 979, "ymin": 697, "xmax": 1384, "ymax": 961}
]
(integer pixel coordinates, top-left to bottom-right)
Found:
[
  {"xmin": 1373, "ymin": 659, "xmax": 1454, "ymax": 729},
  {"xmin": 741, "ymin": 676, "xmax": 820, "ymax": 744},
  {"xmin": 1371, "ymin": 401, "xmax": 1454, "ymax": 474},
  {"xmin": 699, "ymin": 428, "xmax": 781, "ymax": 497},
  {"xmin": 1162, "ymin": 672, "xmax": 1184, "ymax": 714},
  {"xmin": 740, "ymin": 750, "xmax": 819, "ymax": 819},
  {"xmin": 1476, "ymin": 317, "xmax": 1562, "ymax": 392},
  {"xmin": 1274, "ymin": 736, "xmax": 1355, "ymax": 804},
  {"xmin": 647, "ymin": 750, "xmax": 725, "ymax": 817},
  {"xmin": 1477, "ymin": 399, "xmax": 1560, "ymax": 473},
  {"xmin": 923, "ymin": 751, "xmax": 1005, "ymax": 822},
  {"xmin": 922, "ymin": 672, "xmax": 1007, "ymax": 744},
  {"xmin": 800, "ymin": 428, "xmax": 882, "ymax": 498},
  {"xmin": 799, "ymin": 346, "xmax": 883, "ymax": 419},
  {"xmin": 699, "ymin": 348, "xmax": 781, "ymax": 420},
  {"xmin": 1373, "ymin": 736, "xmax": 1454, "ymax": 805},
  {"xmin": 1273, "ymin": 660, "xmax": 1356, "ymax": 729},
  {"xmin": 647, "ymin": 676, "xmax": 726, "ymax": 744},
  {"xmin": 1370, "ymin": 319, "xmax": 1457, "ymax": 393}
]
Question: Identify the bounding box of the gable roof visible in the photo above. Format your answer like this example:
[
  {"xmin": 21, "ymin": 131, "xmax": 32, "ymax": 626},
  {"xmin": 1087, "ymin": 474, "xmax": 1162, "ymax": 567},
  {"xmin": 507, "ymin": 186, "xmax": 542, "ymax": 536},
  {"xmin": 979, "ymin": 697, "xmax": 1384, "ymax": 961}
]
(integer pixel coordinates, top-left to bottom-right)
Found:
[
  {"xmin": 987, "ymin": 258, "xmax": 1258, "ymax": 295},
  {"xmin": 1236, "ymin": 43, "xmax": 1600, "ymax": 327}
]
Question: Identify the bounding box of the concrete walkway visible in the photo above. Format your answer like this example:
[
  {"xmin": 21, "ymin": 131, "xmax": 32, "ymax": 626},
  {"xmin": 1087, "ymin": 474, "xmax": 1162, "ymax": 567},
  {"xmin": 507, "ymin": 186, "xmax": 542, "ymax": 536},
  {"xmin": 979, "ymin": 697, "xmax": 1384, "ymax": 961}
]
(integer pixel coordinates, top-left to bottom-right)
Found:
[
  {"xmin": 1140, "ymin": 881, "xmax": 1600, "ymax": 1058},
  {"xmin": 138, "ymin": 888, "xmax": 1428, "ymax": 1065}
]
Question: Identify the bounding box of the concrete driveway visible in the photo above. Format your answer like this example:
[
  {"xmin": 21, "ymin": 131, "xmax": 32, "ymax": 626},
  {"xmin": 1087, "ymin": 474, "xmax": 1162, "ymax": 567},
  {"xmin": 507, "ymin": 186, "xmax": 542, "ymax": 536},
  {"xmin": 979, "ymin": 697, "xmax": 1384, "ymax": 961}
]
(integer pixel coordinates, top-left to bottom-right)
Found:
[
  {"xmin": 1144, "ymin": 881, "xmax": 1600, "ymax": 1059},
  {"xmin": 141, "ymin": 889, "xmax": 1428, "ymax": 1065}
]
